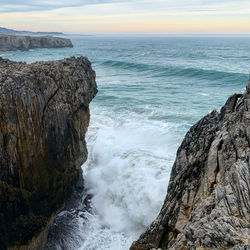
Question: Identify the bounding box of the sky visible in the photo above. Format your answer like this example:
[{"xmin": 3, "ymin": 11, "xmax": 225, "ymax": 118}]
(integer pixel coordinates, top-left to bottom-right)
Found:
[{"xmin": 0, "ymin": 0, "xmax": 250, "ymax": 34}]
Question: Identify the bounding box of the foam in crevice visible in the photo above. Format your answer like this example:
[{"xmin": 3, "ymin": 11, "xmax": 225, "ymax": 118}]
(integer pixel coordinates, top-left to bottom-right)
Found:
[{"xmin": 78, "ymin": 106, "xmax": 180, "ymax": 249}]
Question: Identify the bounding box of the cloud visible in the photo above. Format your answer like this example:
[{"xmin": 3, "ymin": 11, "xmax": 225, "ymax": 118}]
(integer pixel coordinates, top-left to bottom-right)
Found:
[
  {"xmin": 2, "ymin": 0, "xmax": 250, "ymax": 13},
  {"xmin": 1, "ymin": 0, "xmax": 250, "ymax": 34},
  {"xmin": 0, "ymin": 0, "xmax": 249, "ymax": 16},
  {"xmin": 0, "ymin": 0, "xmax": 127, "ymax": 12}
]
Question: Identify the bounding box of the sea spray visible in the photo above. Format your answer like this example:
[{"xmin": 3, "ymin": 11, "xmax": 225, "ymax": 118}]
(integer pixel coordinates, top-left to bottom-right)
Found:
[{"xmin": 79, "ymin": 105, "xmax": 179, "ymax": 249}]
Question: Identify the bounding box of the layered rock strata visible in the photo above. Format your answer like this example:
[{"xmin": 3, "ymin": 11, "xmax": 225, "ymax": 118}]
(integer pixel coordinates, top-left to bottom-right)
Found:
[
  {"xmin": 0, "ymin": 56, "xmax": 97, "ymax": 249},
  {"xmin": 0, "ymin": 35, "xmax": 73, "ymax": 51},
  {"xmin": 131, "ymin": 81, "xmax": 250, "ymax": 249}
]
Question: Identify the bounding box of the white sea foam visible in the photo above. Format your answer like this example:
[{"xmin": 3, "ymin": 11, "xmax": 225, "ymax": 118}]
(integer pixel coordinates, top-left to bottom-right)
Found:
[
  {"xmin": 199, "ymin": 92, "xmax": 209, "ymax": 96},
  {"xmin": 78, "ymin": 106, "xmax": 181, "ymax": 249}
]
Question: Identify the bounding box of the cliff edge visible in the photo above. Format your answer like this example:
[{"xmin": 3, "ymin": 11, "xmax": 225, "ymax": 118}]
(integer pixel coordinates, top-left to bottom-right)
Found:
[
  {"xmin": 131, "ymin": 81, "xmax": 250, "ymax": 249},
  {"xmin": 0, "ymin": 35, "xmax": 73, "ymax": 51},
  {"xmin": 0, "ymin": 56, "xmax": 97, "ymax": 249}
]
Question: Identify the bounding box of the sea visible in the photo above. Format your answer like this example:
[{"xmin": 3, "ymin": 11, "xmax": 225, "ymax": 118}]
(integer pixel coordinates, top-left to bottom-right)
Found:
[{"xmin": 1, "ymin": 36, "xmax": 249, "ymax": 250}]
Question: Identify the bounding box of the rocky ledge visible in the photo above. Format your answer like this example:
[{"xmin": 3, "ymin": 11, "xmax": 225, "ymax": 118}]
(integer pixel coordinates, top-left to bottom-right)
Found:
[
  {"xmin": 0, "ymin": 34, "xmax": 73, "ymax": 51},
  {"xmin": 0, "ymin": 56, "xmax": 97, "ymax": 249},
  {"xmin": 131, "ymin": 81, "xmax": 250, "ymax": 249}
]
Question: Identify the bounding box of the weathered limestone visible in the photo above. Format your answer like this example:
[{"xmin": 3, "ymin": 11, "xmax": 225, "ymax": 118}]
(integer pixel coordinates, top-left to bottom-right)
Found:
[
  {"xmin": 0, "ymin": 56, "xmax": 97, "ymax": 249},
  {"xmin": 131, "ymin": 81, "xmax": 250, "ymax": 249},
  {"xmin": 0, "ymin": 35, "xmax": 73, "ymax": 51}
]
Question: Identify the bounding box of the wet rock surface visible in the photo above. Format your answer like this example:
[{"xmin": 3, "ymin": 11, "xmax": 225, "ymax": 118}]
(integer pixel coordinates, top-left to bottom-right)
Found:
[
  {"xmin": 0, "ymin": 34, "xmax": 73, "ymax": 51},
  {"xmin": 0, "ymin": 56, "xmax": 97, "ymax": 249},
  {"xmin": 131, "ymin": 81, "xmax": 250, "ymax": 249},
  {"xmin": 45, "ymin": 172, "xmax": 93, "ymax": 250}
]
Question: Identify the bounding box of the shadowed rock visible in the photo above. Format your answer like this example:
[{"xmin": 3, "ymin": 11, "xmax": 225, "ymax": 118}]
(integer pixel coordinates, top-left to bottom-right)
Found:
[
  {"xmin": 131, "ymin": 80, "xmax": 250, "ymax": 249},
  {"xmin": 0, "ymin": 56, "xmax": 97, "ymax": 249},
  {"xmin": 0, "ymin": 34, "xmax": 73, "ymax": 51}
]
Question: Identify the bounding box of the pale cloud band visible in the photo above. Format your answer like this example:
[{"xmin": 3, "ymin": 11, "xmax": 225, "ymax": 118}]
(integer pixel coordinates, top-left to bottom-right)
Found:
[
  {"xmin": 2, "ymin": 0, "xmax": 250, "ymax": 13},
  {"xmin": 0, "ymin": 0, "xmax": 123, "ymax": 12},
  {"xmin": 1, "ymin": 0, "xmax": 250, "ymax": 34}
]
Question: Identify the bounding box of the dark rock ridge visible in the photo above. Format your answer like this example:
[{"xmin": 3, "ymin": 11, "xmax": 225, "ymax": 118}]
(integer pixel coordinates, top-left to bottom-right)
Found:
[
  {"xmin": 0, "ymin": 34, "xmax": 73, "ymax": 51},
  {"xmin": 0, "ymin": 56, "xmax": 97, "ymax": 249},
  {"xmin": 131, "ymin": 81, "xmax": 250, "ymax": 249},
  {"xmin": 45, "ymin": 179, "xmax": 93, "ymax": 250}
]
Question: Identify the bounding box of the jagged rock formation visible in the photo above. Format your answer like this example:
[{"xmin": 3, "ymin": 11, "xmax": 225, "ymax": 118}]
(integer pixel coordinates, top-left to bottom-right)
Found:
[
  {"xmin": 0, "ymin": 34, "xmax": 73, "ymax": 51},
  {"xmin": 131, "ymin": 81, "xmax": 250, "ymax": 249},
  {"xmin": 0, "ymin": 56, "xmax": 97, "ymax": 249}
]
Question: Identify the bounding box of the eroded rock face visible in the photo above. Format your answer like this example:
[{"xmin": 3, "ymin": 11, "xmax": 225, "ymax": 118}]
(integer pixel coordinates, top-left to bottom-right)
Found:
[
  {"xmin": 131, "ymin": 81, "xmax": 250, "ymax": 250},
  {"xmin": 0, "ymin": 34, "xmax": 73, "ymax": 51},
  {"xmin": 0, "ymin": 56, "xmax": 97, "ymax": 249}
]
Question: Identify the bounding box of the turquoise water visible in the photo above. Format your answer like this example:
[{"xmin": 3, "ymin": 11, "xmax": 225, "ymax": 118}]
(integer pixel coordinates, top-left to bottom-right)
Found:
[
  {"xmin": 1, "ymin": 36, "xmax": 249, "ymax": 250},
  {"xmin": 2, "ymin": 37, "xmax": 249, "ymax": 127}
]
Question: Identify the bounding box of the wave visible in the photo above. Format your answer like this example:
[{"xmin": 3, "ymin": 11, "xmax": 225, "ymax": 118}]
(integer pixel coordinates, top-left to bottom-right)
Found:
[{"xmin": 101, "ymin": 60, "xmax": 248, "ymax": 82}]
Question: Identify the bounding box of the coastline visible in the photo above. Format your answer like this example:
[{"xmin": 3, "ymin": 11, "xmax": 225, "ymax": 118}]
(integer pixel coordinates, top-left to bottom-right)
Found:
[
  {"xmin": 0, "ymin": 34, "xmax": 73, "ymax": 51},
  {"xmin": 0, "ymin": 36, "xmax": 249, "ymax": 249}
]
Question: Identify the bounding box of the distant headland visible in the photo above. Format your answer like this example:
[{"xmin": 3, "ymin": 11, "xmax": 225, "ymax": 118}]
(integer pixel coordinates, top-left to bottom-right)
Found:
[
  {"xmin": 0, "ymin": 34, "xmax": 73, "ymax": 51},
  {"xmin": 0, "ymin": 26, "xmax": 65, "ymax": 36}
]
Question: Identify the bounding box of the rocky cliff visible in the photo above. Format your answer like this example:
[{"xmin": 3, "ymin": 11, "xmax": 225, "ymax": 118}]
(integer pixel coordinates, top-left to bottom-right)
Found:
[
  {"xmin": 0, "ymin": 35, "xmax": 73, "ymax": 51},
  {"xmin": 131, "ymin": 81, "xmax": 250, "ymax": 249},
  {"xmin": 0, "ymin": 56, "xmax": 97, "ymax": 249}
]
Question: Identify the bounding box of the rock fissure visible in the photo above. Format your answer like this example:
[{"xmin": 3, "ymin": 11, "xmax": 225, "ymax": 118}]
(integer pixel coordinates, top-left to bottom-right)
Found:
[{"xmin": 36, "ymin": 87, "xmax": 60, "ymax": 152}]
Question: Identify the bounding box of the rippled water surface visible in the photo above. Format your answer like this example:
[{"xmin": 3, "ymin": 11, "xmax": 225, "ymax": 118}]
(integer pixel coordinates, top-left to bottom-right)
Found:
[{"xmin": 1, "ymin": 36, "xmax": 249, "ymax": 250}]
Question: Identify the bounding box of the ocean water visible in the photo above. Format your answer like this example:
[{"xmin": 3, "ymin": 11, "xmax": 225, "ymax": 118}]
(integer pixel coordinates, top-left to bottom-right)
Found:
[{"xmin": 1, "ymin": 36, "xmax": 249, "ymax": 250}]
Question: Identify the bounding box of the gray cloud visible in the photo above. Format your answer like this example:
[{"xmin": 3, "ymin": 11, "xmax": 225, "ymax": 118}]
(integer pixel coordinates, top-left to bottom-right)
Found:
[
  {"xmin": 0, "ymin": 0, "xmax": 247, "ymax": 13},
  {"xmin": 0, "ymin": 0, "xmax": 127, "ymax": 12}
]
